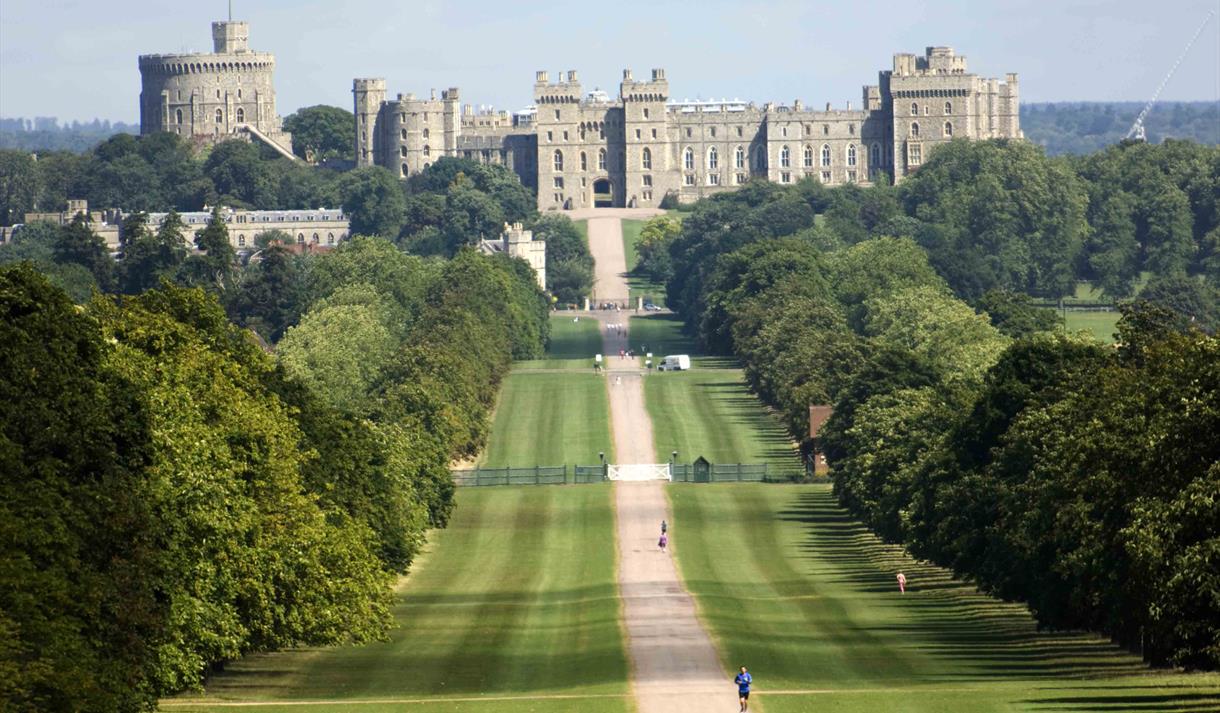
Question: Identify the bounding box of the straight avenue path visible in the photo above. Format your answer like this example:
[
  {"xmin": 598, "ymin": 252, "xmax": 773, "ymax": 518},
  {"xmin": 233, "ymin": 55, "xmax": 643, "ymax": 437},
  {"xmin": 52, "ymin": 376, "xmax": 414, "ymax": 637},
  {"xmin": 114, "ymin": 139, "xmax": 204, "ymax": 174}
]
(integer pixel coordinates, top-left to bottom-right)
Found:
[{"xmin": 587, "ymin": 210, "xmax": 731, "ymax": 713}]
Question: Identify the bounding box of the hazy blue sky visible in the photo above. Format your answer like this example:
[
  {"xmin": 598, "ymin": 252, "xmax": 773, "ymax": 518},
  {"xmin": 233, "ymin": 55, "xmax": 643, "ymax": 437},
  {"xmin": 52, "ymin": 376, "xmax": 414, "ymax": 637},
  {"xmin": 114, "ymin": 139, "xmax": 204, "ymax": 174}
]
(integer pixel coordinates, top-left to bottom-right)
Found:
[{"xmin": 2, "ymin": 0, "xmax": 1218, "ymax": 123}]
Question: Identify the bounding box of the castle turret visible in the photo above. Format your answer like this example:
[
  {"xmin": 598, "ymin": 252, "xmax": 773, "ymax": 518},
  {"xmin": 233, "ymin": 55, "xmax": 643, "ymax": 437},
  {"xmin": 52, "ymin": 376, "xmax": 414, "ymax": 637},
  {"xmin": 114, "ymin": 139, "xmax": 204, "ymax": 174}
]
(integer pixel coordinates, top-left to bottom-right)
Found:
[
  {"xmin": 353, "ymin": 78, "xmax": 386, "ymax": 167},
  {"xmin": 211, "ymin": 21, "xmax": 249, "ymax": 53}
]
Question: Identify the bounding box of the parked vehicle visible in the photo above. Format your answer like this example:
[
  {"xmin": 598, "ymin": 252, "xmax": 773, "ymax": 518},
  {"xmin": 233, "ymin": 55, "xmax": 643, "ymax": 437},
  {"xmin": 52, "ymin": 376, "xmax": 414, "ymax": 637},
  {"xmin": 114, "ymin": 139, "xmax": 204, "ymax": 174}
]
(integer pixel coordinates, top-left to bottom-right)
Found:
[
  {"xmin": 657, "ymin": 354, "xmax": 691, "ymax": 371},
  {"xmin": 643, "ymin": 302, "xmax": 662, "ymax": 311}
]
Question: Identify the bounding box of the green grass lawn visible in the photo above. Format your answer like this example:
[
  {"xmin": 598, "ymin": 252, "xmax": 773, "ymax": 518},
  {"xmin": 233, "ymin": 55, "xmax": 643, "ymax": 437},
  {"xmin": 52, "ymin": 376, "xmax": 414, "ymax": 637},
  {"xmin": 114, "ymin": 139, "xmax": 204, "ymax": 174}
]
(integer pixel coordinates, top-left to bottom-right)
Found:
[
  {"xmin": 516, "ymin": 314, "xmax": 605, "ymax": 370},
  {"xmin": 480, "ymin": 370, "xmax": 613, "ymax": 466},
  {"xmin": 668, "ymin": 483, "xmax": 1220, "ymax": 712},
  {"xmin": 633, "ymin": 313, "xmax": 799, "ymax": 472},
  {"xmin": 1064, "ymin": 310, "xmax": 1121, "ymax": 343},
  {"xmin": 166, "ymin": 486, "xmax": 632, "ymax": 713},
  {"xmin": 627, "ymin": 313, "xmax": 701, "ymax": 360},
  {"xmin": 621, "ymin": 218, "xmax": 667, "ymax": 306}
]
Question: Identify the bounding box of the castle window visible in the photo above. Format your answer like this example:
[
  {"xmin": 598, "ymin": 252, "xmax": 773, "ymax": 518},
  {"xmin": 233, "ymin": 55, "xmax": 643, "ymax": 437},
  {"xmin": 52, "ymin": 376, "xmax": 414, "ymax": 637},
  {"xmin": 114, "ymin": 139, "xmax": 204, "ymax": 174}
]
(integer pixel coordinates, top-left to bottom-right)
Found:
[
  {"xmin": 735, "ymin": 173, "xmax": 746, "ymax": 184},
  {"xmin": 908, "ymin": 143, "xmax": 922, "ymax": 165},
  {"xmin": 709, "ymin": 173, "xmax": 720, "ymax": 186},
  {"xmin": 312, "ymin": 233, "xmax": 320, "ymax": 244},
  {"xmin": 710, "ymin": 126, "xmax": 717, "ymax": 138},
  {"xmin": 238, "ymin": 235, "xmax": 246, "ymax": 247},
  {"xmin": 848, "ymin": 170, "xmax": 857, "ymax": 183},
  {"xmin": 910, "ymin": 122, "xmax": 920, "ymax": 138},
  {"xmin": 563, "ymin": 130, "xmax": 569, "ymax": 141},
  {"xmin": 870, "ymin": 143, "xmax": 881, "ymax": 167},
  {"xmin": 910, "ymin": 102, "xmax": 918, "ymax": 116},
  {"xmin": 651, "ymin": 128, "xmax": 657, "ymax": 139},
  {"xmin": 402, "ymin": 163, "xmax": 409, "ymax": 177},
  {"xmin": 216, "ymin": 89, "xmax": 221, "ymax": 99},
  {"xmin": 554, "ymin": 177, "xmax": 564, "ymax": 189},
  {"xmin": 847, "ymin": 144, "xmax": 857, "ymax": 167},
  {"xmin": 423, "ymin": 128, "xmax": 429, "ymax": 138},
  {"xmin": 707, "ymin": 146, "xmax": 718, "ymax": 170},
  {"xmin": 781, "ymin": 126, "xmax": 788, "ymax": 137},
  {"xmin": 237, "ymin": 88, "xmax": 242, "ymax": 99},
  {"xmin": 598, "ymin": 148, "xmax": 606, "ymax": 170},
  {"xmin": 643, "ymin": 108, "xmax": 650, "ymax": 119},
  {"xmin": 636, "ymin": 129, "xmax": 641, "ymax": 139},
  {"xmin": 684, "ymin": 173, "xmax": 695, "ymax": 186},
  {"xmin": 297, "ymin": 233, "xmax": 305, "ymax": 244},
  {"xmin": 924, "ymin": 105, "xmax": 931, "ymax": 116},
  {"xmin": 820, "ymin": 144, "xmax": 831, "ymax": 167},
  {"xmin": 683, "ymin": 148, "xmax": 694, "ymax": 171},
  {"xmin": 235, "ymin": 108, "xmax": 244, "ymax": 123},
  {"xmin": 686, "ymin": 128, "xmax": 692, "ymax": 137},
  {"xmin": 553, "ymin": 150, "xmax": 564, "ymax": 171},
  {"xmin": 803, "ymin": 145, "xmax": 813, "ymax": 168},
  {"xmin": 642, "ymin": 147, "xmax": 652, "ymax": 170},
  {"xmin": 780, "ymin": 172, "xmax": 791, "ymax": 184},
  {"xmin": 805, "ymin": 124, "xmax": 812, "ymax": 136},
  {"xmin": 821, "ymin": 171, "xmax": 831, "ymax": 184},
  {"xmin": 943, "ymin": 121, "xmax": 953, "ymax": 137},
  {"xmin": 175, "ymin": 108, "xmax": 183, "ymax": 124},
  {"xmin": 848, "ymin": 124, "xmax": 855, "ymax": 135},
  {"xmin": 215, "ymin": 108, "xmax": 223, "ymax": 123},
  {"xmin": 423, "ymin": 144, "xmax": 431, "ymax": 156},
  {"xmin": 327, "ymin": 233, "xmax": 335, "ymax": 245},
  {"xmin": 401, "ymin": 128, "xmax": 407, "ymax": 139},
  {"xmin": 400, "ymin": 146, "xmax": 407, "ymax": 157},
  {"xmin": 944, "ymin": 101, "xmax": 953, "ymax": 115},
  {"xmin": 554, "ymin": 109, "xmax": 561, "ymax": 120},
  {"xmin": 547, "ymin": 131, "xmax": 553, "ymax": 142},
  {"xmin": 735, "ymin": 146, "xmax": 745, "ymax": 169},
  {"xmin": 780, "ymin": 146, "xmax": 791, "ymax": 168},
  {"xmin": 581, "ymin": 152, "xmax": 588, "ymax": 171},
  {"xmin": 737, "ymin": 126, "xmax": 743, "ymax": 137}
]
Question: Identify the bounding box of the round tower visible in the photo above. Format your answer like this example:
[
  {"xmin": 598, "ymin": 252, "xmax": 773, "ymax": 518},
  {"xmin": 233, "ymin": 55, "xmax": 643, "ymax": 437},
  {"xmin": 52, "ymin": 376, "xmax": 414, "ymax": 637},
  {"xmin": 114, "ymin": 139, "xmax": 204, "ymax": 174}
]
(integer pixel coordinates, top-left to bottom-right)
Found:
[{"xmin": 137, "ymin": 19, "xmax": 291, "ymax": 154}]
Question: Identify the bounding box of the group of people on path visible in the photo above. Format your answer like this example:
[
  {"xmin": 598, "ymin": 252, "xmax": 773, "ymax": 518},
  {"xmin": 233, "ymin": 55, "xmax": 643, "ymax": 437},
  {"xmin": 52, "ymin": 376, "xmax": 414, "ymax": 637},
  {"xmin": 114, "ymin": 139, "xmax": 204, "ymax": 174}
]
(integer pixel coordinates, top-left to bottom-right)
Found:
[{"xmin": 658, "ymin": 518, "xmax": 667, "ymax": 552}]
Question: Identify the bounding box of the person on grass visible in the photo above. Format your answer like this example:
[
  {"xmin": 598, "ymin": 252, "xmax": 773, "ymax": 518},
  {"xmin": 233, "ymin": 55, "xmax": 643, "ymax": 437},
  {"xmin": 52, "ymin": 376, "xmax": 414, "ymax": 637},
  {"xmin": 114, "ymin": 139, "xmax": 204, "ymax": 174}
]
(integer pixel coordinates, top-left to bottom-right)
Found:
[
  {"xmin": 897, "ymin": 572, "xmax": 907, "ymax": 594},
  {"xmin": 735, "ymin": 666, "xmax": 752, "ymax": 711}
]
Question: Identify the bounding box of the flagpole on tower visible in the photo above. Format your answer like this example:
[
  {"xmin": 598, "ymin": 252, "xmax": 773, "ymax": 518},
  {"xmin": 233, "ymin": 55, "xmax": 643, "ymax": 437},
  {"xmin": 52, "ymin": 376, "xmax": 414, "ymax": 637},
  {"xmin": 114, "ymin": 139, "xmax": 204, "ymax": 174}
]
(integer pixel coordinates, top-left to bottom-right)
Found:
[{"xmin": 228, "ymin": 1, "xmax": 232, "ymax": 21}]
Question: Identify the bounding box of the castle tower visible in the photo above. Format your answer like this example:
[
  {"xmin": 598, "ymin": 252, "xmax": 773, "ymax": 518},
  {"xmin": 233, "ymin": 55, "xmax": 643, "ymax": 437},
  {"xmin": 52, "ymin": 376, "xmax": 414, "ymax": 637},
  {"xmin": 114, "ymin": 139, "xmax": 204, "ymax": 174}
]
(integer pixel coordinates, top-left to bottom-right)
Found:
[
  {"xmin": 534, "ymin": 71, "xmax": 584, "ymax": 210},
  {"xmin": 138, "ymin": 20, "xmax": 292, "ymax": 156},
  {"xmin": 622, "ymin": 68, "xmax": 672, "ymax": 207},
  {"xmin": 353, "ymin": 78, "xmax": 386, "ymax": 167}
]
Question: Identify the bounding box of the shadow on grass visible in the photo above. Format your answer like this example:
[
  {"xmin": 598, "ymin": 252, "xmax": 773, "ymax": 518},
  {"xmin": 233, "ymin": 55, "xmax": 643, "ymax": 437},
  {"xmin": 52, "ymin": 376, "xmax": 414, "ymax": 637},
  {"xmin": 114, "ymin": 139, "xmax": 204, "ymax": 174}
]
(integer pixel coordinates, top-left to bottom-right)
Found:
[
  {"xmin": 1022, "ymin": 689, "xmax": 1220, "ymax": 711},
  {"xmin": 775, "ymin": 488, "xmax": 1162, "ymax": 683}
]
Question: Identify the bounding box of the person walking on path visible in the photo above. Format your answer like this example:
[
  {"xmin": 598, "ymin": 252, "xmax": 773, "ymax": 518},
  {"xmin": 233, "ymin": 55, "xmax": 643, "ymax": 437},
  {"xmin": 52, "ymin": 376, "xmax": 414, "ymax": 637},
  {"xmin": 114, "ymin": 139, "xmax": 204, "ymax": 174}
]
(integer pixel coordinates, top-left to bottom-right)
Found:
[
  {"xmin": 660, "ymin": 519, "xmax": 667, "ymax": 535},
  {"xmin": 897, "ymin": 572, "xmax": 907, "ymax": 594},
  {"xmin": 735, "ymin": 666, "xmax": 752, "ymax": 711},
  {"xmin": 658, "ymin": 532, "xmax": 667, "ymax": 552}
]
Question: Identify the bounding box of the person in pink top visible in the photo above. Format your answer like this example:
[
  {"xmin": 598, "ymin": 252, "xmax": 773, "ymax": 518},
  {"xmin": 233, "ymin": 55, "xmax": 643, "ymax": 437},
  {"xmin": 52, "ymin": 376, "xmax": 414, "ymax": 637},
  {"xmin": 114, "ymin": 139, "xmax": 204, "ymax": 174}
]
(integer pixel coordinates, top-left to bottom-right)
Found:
[
  {"xmin": 658, "ymin": 533, "xmax": 667, "ymax": 552},
  {"xmin": 897, "ymin": 572, "xmax": 907, "ymax": 594}
]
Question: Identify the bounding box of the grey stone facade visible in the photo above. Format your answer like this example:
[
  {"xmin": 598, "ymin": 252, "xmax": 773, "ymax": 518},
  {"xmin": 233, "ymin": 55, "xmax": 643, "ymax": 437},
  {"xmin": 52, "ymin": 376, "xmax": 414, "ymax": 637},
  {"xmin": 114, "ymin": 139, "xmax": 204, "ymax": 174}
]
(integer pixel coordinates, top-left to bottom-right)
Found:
[
  {"xmin": 358, "ymin": 46, "xmax": 1021, "ymax": 210},
  {"xmin": 139, "ymin": 21, "xmax": 294, "ymax": 157}
]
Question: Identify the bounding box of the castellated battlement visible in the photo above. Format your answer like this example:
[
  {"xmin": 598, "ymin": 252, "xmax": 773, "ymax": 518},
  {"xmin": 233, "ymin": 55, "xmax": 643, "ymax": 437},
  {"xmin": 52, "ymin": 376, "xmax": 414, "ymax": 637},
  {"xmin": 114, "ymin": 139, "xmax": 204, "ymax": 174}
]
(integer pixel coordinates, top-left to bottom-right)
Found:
[
  {"xmin": 358, "ymin": 45, "xmax": 1021, "ymax": 212},
  {"xmin": 138, "ymin": 20, "xmax": 292, "ymax": 157}
]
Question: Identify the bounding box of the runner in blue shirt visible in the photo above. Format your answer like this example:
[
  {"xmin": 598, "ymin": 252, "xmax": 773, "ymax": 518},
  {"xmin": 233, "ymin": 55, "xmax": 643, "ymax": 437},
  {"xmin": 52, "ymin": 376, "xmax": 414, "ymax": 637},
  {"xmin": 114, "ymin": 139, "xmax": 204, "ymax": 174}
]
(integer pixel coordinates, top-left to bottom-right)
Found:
[{"xmin": 734, "ymin": 666, "xmax": 752, "ymax": 711}]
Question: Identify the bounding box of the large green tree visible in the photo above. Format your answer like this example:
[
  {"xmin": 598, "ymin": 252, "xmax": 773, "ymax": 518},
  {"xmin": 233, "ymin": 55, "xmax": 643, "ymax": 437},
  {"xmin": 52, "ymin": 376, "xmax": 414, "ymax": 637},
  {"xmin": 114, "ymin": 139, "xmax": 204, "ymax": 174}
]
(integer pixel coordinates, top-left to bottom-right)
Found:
[{"xmin": 283, "ymin": 105, "xmax": 355, "ymax": 162}]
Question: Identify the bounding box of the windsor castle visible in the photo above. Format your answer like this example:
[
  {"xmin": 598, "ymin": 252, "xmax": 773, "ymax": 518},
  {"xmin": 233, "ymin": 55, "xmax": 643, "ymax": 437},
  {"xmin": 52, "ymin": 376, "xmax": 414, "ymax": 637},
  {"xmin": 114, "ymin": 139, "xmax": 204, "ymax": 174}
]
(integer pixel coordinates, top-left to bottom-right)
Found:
[{"xmin": 141, "ymin": 21, "xmax": 1022, "ymax": 211}]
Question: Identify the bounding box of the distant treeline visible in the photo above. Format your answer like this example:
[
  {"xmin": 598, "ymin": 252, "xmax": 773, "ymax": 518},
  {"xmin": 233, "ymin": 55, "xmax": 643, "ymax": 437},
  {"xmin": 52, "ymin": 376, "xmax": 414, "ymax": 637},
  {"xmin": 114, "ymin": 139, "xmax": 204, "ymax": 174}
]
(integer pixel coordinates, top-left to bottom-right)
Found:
[
  {"xmin": 1021, "ymin": 101, "xmax": 1220, "ymax": 155},
  {"xmin": 0, "ymin": 117, "xmax": 138, "ymax": 153}
]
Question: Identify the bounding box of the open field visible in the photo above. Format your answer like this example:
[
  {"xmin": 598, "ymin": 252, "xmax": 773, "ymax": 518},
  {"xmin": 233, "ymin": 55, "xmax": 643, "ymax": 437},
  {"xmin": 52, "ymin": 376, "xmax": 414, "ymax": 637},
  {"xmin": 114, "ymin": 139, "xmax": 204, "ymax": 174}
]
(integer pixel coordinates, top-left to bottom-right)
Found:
[
  {"xmin": 166, "ymin": 486, "xmax": 632, "ymax": 713},
  {"xmin": 667, "ymin": 483, "xmax": 1220, "ymax": 712},
  {"xmin": 479, "ymin": 370, "xmax": 612, "ymax": 466},
  {"xmin": 621, "ymin": 218, "xmax": 667, "ymax": 306},
  {"xmin": 516, "ymin": 314, "xmax": 604, "ymax": 370},
  {"xmin": 1064, "ymin": 310, "xmax": 1121, "ymax": 342},
  {"xmin": 625, "ymin": 313, "xmax": 705, "ymax": 362}
]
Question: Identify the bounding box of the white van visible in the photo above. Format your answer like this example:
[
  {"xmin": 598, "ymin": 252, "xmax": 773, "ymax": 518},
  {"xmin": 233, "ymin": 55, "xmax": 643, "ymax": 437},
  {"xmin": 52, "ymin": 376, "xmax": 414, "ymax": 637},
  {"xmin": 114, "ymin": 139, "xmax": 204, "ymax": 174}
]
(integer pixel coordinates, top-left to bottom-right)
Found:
[{"xmin": 657, "ymin": 354, "xmax": 691, "ymax": 372}]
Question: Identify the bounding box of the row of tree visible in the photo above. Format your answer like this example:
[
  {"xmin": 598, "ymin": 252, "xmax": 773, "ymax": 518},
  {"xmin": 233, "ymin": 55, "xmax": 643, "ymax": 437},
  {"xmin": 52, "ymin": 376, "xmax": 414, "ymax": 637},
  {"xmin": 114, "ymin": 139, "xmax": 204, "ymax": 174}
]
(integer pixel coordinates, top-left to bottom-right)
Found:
[
  {"xmin": 1, "ymin": 216, "xmax": 549, "ymax": 709},
  {"xmin": 1021, "ymin": 101, "xmax": 1220, "ymax": 156},
  {"xmin": 650, "ymin": 139, "xmax": 1219, "ymax": 326},
  {"xmin": 663, "ymin": 142, "xmax": 1218, "ymax": 669}
]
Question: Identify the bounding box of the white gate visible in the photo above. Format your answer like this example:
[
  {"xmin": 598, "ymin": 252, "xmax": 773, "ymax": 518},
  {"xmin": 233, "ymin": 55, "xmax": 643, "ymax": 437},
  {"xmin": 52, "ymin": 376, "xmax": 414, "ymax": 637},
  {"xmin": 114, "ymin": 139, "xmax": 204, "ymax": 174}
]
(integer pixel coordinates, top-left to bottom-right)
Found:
[{"xmin": 606, "ymin": 463, "xmax": 672, "ymax": 481}]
